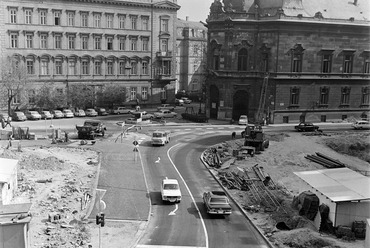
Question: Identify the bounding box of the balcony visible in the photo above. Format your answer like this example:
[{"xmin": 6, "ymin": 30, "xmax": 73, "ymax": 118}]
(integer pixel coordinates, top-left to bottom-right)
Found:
[{"xmin": 156, "ymin": 51, "xmax": 172, "ymax": 58}]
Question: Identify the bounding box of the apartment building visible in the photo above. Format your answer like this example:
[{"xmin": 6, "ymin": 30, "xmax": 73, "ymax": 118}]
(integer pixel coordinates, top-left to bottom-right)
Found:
[{"xmin": 0, "ymin": 0, "xmax": 180, "ymax": 110}]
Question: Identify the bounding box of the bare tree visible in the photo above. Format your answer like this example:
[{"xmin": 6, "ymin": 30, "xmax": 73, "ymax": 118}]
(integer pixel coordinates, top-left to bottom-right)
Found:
[{"xmin": 0, "ymin": 57, "xmax": 29, "ymax": 114}]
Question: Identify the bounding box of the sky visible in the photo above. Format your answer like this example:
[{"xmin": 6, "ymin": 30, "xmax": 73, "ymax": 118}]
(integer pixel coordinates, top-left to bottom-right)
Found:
[{"xmin": 177, "ymin": 0, "xmax": 214, "ymax": 22}]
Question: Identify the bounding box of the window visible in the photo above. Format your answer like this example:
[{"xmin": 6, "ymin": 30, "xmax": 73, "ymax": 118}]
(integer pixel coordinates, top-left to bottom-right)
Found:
[
  {"xmin": 82, "ymin": 61, "xmax": 89, "ymax": 75},
  {"xmin": 94, "ymin": 36, "xmax": 101, "ymax": 50},
  {"xmin": 319, "ymin": 87, "xmax": 329, "ymax": 105},
  {"xmin": 362, "ymin": 87, "xmax": 370, "ymax": 105},
  {"xmin": 161, "ymin": 88, "xmax": 167, "ymax": 100},
  {"xmin": 82, "ymin": 36, "xmax": 88, "ymax": 50},
  {"xmin": 68, "ymin": 60, "xmax": 76, "ymax": 75},
  {"xmin": 107, "ymin": 61, "xmax": 114, "ymax": 75},
  {"xmin": 40, "ymin": 34, "xmax": 47, "ymax": 48},
  {"xmin": 364, "ymin": 57, "xmax": 370, "ymax": 74},
  {"xmin": 212, "ymin": 48, "xmax": 220, "ymax": 70},
  {"xmin": 81, "ymin": 12, "xmax": 88, "ymax": 27},
  {"xmin": 41, "ymin": 60, "xmax": 49, "ymax": 75},
  {"xmin": 40, "ymin": 10, "xmax": 47, "ymax": 25},
  {"xmin": 142, "ymin": 87, "xmax": 148, "ymax": 100},
  {"xmin": 26, "ymin": 34, "xmax": 33, "ymax": 48},
  {"xmin": 106, "ymin": 14, "xmax": 113, "ymax": 28},
  {"xmin": 55, "ymin": 60, "xmax": 63, "ymax": 75},
  {"xmin": 290, "ymin": 87, "xmax": 300, "ymax": 105},
  {"xmin": 131, "ymin": 61, "xmax": 137, "ymax": 75},
  {"xmin": 55, "ymin": 34, "xmax": 62, "ymax": 49},
  {"xmin": 54, "ymin": 11, "xmax": 61, "ymax": 25},
  {"xmin": 161, "ymin": 19, "xmax": 169, "ymax": 32},
  {"xmin": 142, "ymin": 61, "xmax": 148, "ymax": 75},
  {"xmin": 119, "ymin": 37, "xmax": 125, "ymax": 51},
  {"xmin": 130, "ymin": 87, "xmax": 137, "ymax": 100},
  {"xmin": 142, "ymin": 16, "xmax": 149, "ymax": 30},
  {"xmin": 237, "ymin": 48, "xmax": 248, "ymax": 71},
  {"xmin": 107, "ymin": 37, "xmax": 113, "ymax": 50},
  {"xmin": 160, "ymin": 39, "xmax": 168, "ymax": 51},
  {"xmin": 94, "ymin": 61, "xmax": 101, "ymax": 75},
  {"xmin": 119, "ymin": 61, "xmax": 125, "ymax": 75},
  {"xmin": 26, "ymin": 60, "xmax": 34, "ymax": 74},
  {"xmin": 119, "ymin": 15, "xmax": 125, "ymax": 29},
  {"xmin": 28, "ymin": 90, "xmax": 35, "ymax": 104},
  {"xmin": 68, "ymin": 35, "xmax": 75, "ymax": 49},
  {"xmin": 340, "ymin": 87, "xmax": 350, "ymax": 105},
  {"xmin": 160, "ymin": 61, "xmax": 171, "ymax": 75},
  {"xmin": 130, "ymin": 15, "xmax": 137, "ymax": 30},
  {"xmin": 261, "ymin": 53, "xmax": 269, "ymax": 72},
  {"xmin": 142, "ymin": 37, "xmax": 149, "ymax": 51},
  {"xmin": 67, "ymin": 12, "xmax": 75, "ymax": 26},
  {"xmin": 10, "ymin": 33, "xmax": 18, "ymax": 48},
  {"xmin": 10, "ymin": 9, "xmax": 17, "ymax": 23},
  {"xmin": 25, "ymin": 9, "xmax": 32, "ymax": 24},
  {"xmin": 343, "ymin": 54, "xmax": 353, "ymax": 73},
  {"xmin": 130, "ymin": 37, "xmax": 137, "ymax": 51},
  {"xmin": 94, "ymin": 13, "xmax": 101, "ymax": 28},
  {"xmin": 321, "ymin": 53, "xmax": 333, "ymax": 73},
  {"xmin": 290, "ymin": 44, "xmax": 304, "ymax": 73}
]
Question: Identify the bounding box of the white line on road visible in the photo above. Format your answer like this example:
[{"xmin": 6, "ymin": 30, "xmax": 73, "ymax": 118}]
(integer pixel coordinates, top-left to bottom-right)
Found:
[{"xmin": 168, "ymin": 204, "xmax": 178, "ymax": 216}]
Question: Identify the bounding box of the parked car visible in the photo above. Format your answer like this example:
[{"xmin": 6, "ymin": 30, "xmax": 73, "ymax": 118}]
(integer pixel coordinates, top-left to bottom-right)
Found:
[
  {"xmin": 130, "ymin": 111, "xmax": 154, "ymax": 120},
  {"xmin": 352, "ymin": 120, "xmax": 370, "ymax": 130},
  {"xmin": 12, "ymin": 111, "xmax": 27, "ymax": 121},
  {"xmin": 111, "ymin": 106, "xmax": 132, "ymax": 115},
  {"xmin": 154, "ymin": 110, "xmax": 177, "ymax": 119},
  {"xmin": 24, "ymin": 110, "xmax": 42, "ymax": 120},
  {"xmin": 294, "ymin": 122, "xmax": 320, "ymax": 132},
  {"xmin": 76, "ymin": 119, "xmax": 106, "ymax": 140},
  {"xmin": 51, "ymin": 110, "xmax": 64, "ymax": 119},
  {"xmin": 39, "ymin": 110, "xmax": 53, "ymax": 119},
  {"xmin": 203, "ymin": 191, "xmax": 232, "ymax": 215},
  {"xmin": 181, "ymin": 97, "xmax": 192, "ymax": 104},
  {"xmin": 125, "ymin": 118, "xmax": 139, "ymax": 124},
  {"xmin": 85, "ymin": 108, "xmax": 98, "ymax": 117},
  {"xmin": 62, "ymin": 109, "xmax": 74, "ymax": 118},
  {"xmin": 96, "ymin": 108, "xmax": 108, "ymax": 116},
  {"xmin": 74, "ymin": 109, "xmax": 86, "ymax": 117},
  {"xmin": 175, "ymin": 99, "xmax": 184, "ymax": 106},
  {"xmin": 161, "ymin": 178, "xmax": 181, "ymax": 203},
  {"xmin": 157, "ymin": 104, "xmax": 175, "ymax": 111},
  {"xmin": 238, "ymin": 115, "xmax": 248, "ymax": 125}
]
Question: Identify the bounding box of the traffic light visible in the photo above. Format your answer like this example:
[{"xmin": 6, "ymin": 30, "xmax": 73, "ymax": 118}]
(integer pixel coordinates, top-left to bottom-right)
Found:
[{"xmin": 96, "ymin": 213, "xmax": 105, "ymax": 227}]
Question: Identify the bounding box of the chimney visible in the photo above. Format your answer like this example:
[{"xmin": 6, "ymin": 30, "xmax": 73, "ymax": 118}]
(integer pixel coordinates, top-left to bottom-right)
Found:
[{"xmin": 186, "ymin": 16, "xmax": 189, "ymax": 21}]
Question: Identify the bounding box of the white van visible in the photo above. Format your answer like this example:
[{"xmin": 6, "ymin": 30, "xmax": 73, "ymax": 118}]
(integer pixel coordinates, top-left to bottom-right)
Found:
[{"xmin": 151, "ymin": 130, "xmax": 170, "ymax": 146}]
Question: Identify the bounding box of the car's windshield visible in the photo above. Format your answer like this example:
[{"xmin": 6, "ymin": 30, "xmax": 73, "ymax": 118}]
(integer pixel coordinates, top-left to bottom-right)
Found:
[
  {"xmin": 85, "ymin": 122, "xmax": 99, "ymax": 126},
  {"xmin": 153, "ymin": 133, "xmax": 164, "ymax": 137},
  {"xmin": 163, "ymin": 184, "xmax": 178, "ymax": 190},
  {"xmin": 210, "ymin": 198, "xmax": 228, "ymax": 204}
]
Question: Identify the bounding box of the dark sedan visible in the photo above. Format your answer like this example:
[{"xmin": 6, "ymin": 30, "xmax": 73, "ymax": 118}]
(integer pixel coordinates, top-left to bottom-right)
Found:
[{"xmin": 294, "ymin": 122, "xmax": 320, "ymax": 132}]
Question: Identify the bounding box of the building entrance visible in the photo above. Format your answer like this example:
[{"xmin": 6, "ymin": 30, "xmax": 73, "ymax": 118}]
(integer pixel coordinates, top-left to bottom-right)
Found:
[{"xmin": 232, "ymin": 90, "xmax": 249, "ymax": 121}]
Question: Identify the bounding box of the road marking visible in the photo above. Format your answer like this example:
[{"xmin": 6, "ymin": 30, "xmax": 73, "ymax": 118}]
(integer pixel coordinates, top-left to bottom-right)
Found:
[{"xmin": 168, "ymin": 204, "xmax": 178, "ymax": 216}]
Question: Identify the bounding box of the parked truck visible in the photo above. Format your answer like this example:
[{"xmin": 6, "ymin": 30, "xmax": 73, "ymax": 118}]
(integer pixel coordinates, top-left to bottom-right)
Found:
[{"xmin": 76, "ymin": 120, "xmax": 106, "ymax": 140}]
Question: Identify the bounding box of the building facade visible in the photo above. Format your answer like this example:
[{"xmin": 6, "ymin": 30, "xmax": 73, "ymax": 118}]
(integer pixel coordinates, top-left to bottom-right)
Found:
[
  {"xmin": 206, "ymin": 0, "xmax": 370, "ymax": 123},
  {"xmin": 0, "ymin": 0, "xmax": 180, "ymax": 111},
  {"xmin": 175, "ymin": 17, "xmax": 207, "ymax": 97}
]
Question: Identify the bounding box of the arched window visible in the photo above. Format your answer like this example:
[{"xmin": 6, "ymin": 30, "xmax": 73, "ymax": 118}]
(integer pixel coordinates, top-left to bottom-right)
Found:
[
  {"xmin": 238, "ymin": 48, "xmax": 248, "ymax": 71},
  {"xmin": 212, "ymin": 48, "xmax": 220, "ymax": 70}
]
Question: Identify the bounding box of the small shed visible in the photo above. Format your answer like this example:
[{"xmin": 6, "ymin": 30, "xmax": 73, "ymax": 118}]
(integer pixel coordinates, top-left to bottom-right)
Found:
[
  {"xmin": 0, "ymin": 158, "xmax": 18, "ymax": 205},
  {"xmin": 294, "ymin": 168, "xmax": 370, "ymax": 230},
  {"xmin": 0, "ymin": 203, "xmax": 32, "ymax": 248}
]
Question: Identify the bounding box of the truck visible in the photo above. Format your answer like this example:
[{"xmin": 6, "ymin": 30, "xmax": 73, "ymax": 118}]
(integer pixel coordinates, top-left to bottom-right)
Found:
[
  {"xmin": 151, "ymin": 130, "xmax": 170, "ymax": 146},
  {"xmin": 161, "ymin": 178, "xmax": 181, "ymax": 203},
  {"xmin": 203, "ymin": 191, "xmax": 232, "ymax": 215},
  {"xmin": 242, "ymin": 125, "xmax": 269, "ymax": 152},
  {"xmin": 76, "ymin": 120, "xmax": 106, "ymax": 140}
]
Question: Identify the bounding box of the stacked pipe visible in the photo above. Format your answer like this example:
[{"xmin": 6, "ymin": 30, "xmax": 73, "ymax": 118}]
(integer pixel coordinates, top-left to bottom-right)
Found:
[{"xmin": 305, "ymin": 152, "xmax": 346, "ymax": 168}]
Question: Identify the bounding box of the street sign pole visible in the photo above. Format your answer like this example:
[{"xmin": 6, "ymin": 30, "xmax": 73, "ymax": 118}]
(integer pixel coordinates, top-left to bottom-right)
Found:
[
  {"xmin": 133, "ymin": 140, "xmax": 139, "ymax": 162},
  {"xmin": 95, "ymin": 189, "xmax": 106, "ymax": 248}
]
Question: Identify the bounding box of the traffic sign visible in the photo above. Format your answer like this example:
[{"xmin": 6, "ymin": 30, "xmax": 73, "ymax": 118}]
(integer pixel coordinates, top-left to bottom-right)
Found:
[
  {"xmin": 133, "ymin": 140, "xmax": 138, "ymax": 146},
  {"xmin": 133, "ymin": 147, "xmax": 138, "ymax": 152}
]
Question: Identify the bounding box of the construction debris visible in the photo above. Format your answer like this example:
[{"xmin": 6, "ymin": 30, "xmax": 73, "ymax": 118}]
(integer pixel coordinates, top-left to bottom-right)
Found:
[{"xmin": 305, "ymin": 152, "xmax": 346, "ymax": 168}]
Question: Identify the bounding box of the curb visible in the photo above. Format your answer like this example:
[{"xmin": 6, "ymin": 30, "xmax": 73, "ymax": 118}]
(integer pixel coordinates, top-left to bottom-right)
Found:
[{"xmin": 199, "ymin": 151, "xmax": 275, "ymax": 248}]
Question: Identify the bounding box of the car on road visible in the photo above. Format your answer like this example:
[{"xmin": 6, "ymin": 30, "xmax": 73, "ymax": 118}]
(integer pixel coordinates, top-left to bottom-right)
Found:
[
  {"xmin": 161, "ymin": 178, "xmax": 181, "ymax": 203},
  {"xmin": 125, "ymin": 118, "xmax": 139, "ymax": 124},
  {"xmin": 39, "ymin": 110, "xmax": 53, "ymax": 119},
  {"xmin": 51, "ymin": 110, "xmax": 64, "ymax": 119},
  {"xmin": 111, "ymin": 106, "xmax": 132, "ymax": 115},
  {"xmin": 62, "ymin": 109, "xmax": 74, "ymax": 118},
  {"xmin": 24, "ymin": 110, "xmax": 42, "ymax": 120},
  {"xmin": 352, "ymin": 120, "xmax": 370, "ymax": 130},
  {"xmin": 157, "ymin": 104, "xmax": 175, "ymax": 111},
  {"xmin": 130, "ymin": 111, "xmax": 154, "ymax": 120},
  {"xmin": 154, "ymin": 110, "xmax": 177, "ymax": 119},
  {"xmin": 85, "ymin": 108, "xmax": 98, "ymax": 117},
  {"xmin": 96, "ymin": 108, "xmax": 108, "ymax": 116},
  {"xmin": 238, "ymin": 115, "xmax": 248, "ymax": 125},
  {"xmin": 294, "ymin": 122, "xmax": 320, "ymax": 132},
  {"xmin": 12, "ymin": 111, "xmax": 27, "ymax": 121},
  {"xmin": 181, "ymin": 97, "xmax": 192, "ymax": 104},
  {"xmin": 76, "ymin": 119, "xmax": 106, "ymax": 140},
  {"xmin": 151, "ymin": 130, "xmax": 170, "ymax": 146},
  {"xmin": 175, "ymin": 99, "xmax": 184, "ymax": 106},
  {"xmin": 203, "ymin": 191, "xmax": 232, "ymax": 215},
  {"xmin": 74, "ymin": 109, "xmax": 86, "ymax": 117}
]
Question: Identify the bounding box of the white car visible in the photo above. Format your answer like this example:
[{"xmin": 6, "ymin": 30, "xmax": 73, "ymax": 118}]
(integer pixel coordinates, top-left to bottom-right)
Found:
[
  {"xmin": 352, "ymin": 120, "xmax": 370, "ymax": 130},
  {"xmin": 161, "ymin": 178, "xmax": 181, "ymax": 203},
  {"xmin": 125, "ymin": 118, "xmax": 138, "ymax": 124},
  {"xmin": 154, "ymin": 110, "xmax": 177, "ymax": 119},
  {"xmin": 175, "ymin": 99, "xmax": 184, "ymax": 106},
  {"xmin": 181, "ymin": 97, "xmax": 192, "ymax": 104},
  {"xmin": 238, "ymin": 115, "xmax": 248, "ymax": 125},
  {"xmin": 111, "ymin": 106, "xmax": 132, "ymax": 114},
  {"xmin": 63, "ymin": 109, "xmax": 74, "ymax": 118},
  {"xmin": 85, "ymin": 108, "xmax": 98, "ymax": 117}
]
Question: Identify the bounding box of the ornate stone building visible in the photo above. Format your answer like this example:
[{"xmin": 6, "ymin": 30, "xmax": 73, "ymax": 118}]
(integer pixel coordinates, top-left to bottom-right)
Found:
[
  {"xmin": 0, "ymin": 0, "xmax": 179, "ymax": 110},
  {"xmin": 206, "ymin": 0, "xmax": 370, "ymax": 124}
]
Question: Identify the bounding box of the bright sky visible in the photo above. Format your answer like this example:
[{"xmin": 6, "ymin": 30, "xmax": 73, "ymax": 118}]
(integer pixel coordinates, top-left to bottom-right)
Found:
[{"xmin": 177, "ymin": 0, "xmax": 214, "ymax": 22}]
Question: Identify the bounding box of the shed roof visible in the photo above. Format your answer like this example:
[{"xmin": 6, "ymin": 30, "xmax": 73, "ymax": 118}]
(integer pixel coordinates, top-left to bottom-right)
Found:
[
  {"xmin": 294, "ymin": 168, "xmax": 370, "ymax": 202},
  {"xmin": 0, "ymin": 158, "xmax": 18, "ymax": 183}
]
